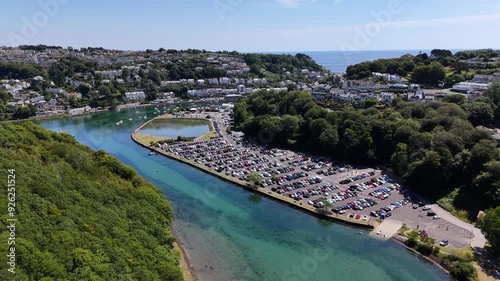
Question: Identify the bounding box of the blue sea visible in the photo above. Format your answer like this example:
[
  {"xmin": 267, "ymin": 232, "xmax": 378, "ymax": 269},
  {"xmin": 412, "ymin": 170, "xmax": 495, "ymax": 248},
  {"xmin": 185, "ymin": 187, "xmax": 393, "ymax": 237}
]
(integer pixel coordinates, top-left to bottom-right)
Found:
[
  {"xmin": 303, "ymin": 50, "xmax": 430, "ymax": 73},
  {"xmin": 268, "ymin": 49, "xmax": 470, "ymax": 73}
]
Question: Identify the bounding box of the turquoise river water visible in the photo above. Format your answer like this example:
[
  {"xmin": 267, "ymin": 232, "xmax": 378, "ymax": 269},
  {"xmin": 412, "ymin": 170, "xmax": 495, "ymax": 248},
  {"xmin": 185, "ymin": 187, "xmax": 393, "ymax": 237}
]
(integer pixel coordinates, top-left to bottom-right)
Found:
[
  {"xmin": 38, "ymin": 106, "xmax": 449, "ymax": 281},
  {"xmin": 138, "ymin": 118, "xmax": 211, "ymax": 139}
]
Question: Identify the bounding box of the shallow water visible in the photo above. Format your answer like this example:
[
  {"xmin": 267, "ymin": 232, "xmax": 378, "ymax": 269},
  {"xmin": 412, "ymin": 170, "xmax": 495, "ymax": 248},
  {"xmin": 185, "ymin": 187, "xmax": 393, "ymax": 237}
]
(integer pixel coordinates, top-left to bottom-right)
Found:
[
  {"xmin": 139, "ymin": 118, "xmax": 210, "ymax": 138},
  {"xmin": 38, "ymin": 107, "xmax": 449, "ymax": 281}
]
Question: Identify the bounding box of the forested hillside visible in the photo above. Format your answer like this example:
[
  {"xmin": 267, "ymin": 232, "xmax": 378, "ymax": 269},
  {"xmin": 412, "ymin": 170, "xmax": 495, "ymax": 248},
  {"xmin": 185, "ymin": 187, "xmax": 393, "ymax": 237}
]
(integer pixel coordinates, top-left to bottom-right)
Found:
[
  {"xmin": 345, "ymin": 48, "xmax": 500, "ymax": 86},
  {"xmin": 234, "ymin": 91, "xmax": 500, "ymax": 218},
  {"xmin": 0, "ymin": 122, "xmax": 183, "ymax": 280}
]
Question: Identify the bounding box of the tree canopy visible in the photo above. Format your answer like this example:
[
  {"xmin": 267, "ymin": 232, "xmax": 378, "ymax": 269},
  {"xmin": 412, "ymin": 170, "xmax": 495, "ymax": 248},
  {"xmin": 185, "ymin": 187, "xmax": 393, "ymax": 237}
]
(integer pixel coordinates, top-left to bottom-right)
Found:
[
  {"xmin": 480, "ymin": 206, "xmax": 500, "ymax": 255},
  {"xmin": 0, "ymin": 122, "xmax": 183, "ymax": 281},
  {"xmin": 235, "ymin": 90, "xmax": 500, "ymax": 216}
]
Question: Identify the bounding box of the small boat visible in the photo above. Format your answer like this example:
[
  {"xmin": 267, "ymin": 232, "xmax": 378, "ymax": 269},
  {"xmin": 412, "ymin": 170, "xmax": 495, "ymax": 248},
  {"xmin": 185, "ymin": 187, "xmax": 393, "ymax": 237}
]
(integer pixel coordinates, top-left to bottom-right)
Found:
[
  {"xmin": 144, "ymin": 115, "xmax": 147, "ymax": 119},
  {"xmin": 129, "ymin": 118, "xmax": 132, "ymax": 121},
  {"xmin": 115, "ymin": 120, "xmax": 123, "ymax": 126},
  {"xmin": 148, "ymin": 151, "xmax": 157, "ymax": 156}
]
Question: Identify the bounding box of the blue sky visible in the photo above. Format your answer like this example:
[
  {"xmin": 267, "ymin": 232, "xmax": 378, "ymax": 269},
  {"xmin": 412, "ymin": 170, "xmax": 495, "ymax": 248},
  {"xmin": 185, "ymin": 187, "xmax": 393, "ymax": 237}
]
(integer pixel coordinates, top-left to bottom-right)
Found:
[{"xmin": 2, "ymin": 0, "xmax": 500, "ymax": 52}]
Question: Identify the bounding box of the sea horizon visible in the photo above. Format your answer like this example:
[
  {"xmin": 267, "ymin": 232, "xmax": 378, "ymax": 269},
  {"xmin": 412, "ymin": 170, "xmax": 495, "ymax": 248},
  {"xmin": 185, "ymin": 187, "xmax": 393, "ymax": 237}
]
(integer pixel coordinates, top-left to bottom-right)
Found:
[{"xmin": 262, "ymin": 49, "xmax": 469, "ymax": 73}]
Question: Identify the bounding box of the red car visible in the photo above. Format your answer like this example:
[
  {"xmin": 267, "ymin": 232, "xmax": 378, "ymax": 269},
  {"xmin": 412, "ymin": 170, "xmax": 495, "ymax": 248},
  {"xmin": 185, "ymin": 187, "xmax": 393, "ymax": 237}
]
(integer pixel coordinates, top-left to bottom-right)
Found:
[{"xmin": 355, "ymin": 214, "xmax": 361, "ymax": 219}]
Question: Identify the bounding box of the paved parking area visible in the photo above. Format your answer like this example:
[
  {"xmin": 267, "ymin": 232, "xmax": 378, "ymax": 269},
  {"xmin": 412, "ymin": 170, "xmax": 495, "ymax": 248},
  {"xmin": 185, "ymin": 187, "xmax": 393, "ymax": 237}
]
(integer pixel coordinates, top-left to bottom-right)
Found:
[
  {"xmin": 157, "ymin": 110, "xmax": 485, "ymax": 249},
  {"xmin": 388, "ymin": 206, "xmax": 473, "ymax": 248}
]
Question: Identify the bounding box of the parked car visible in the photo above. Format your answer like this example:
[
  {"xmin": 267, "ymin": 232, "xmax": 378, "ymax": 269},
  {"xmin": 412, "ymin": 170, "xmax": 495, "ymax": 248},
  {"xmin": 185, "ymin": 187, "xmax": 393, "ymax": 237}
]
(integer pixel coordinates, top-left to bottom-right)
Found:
[
  {"xmin": 422, "ymin": 206, "xmax": 431, "ymax": 211},
  {"xmin": 439, "ymin": 240, "xmax": 449, "ymax": 246}
]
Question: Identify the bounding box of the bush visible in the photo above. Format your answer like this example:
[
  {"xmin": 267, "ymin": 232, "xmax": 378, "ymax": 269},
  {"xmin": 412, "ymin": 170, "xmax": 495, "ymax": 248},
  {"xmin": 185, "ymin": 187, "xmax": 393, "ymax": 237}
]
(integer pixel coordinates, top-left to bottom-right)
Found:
[
  {"xmin": 406, "ymin": 236, "xmax": 417, "ymax": 248},
  {"xmin": 317, "ymin": 208, "xmax": 333, "ymax": 215},
  {"xmin": 416, "ymin": 243, "xmax": 434, "ymax": 256},
  {"xmin": 449, "ymin": 260, "xmax": 477, "ymax": 281},
  {"xmin": 432, "ymin": 246, "xmax": 440, "ymax": 256}
]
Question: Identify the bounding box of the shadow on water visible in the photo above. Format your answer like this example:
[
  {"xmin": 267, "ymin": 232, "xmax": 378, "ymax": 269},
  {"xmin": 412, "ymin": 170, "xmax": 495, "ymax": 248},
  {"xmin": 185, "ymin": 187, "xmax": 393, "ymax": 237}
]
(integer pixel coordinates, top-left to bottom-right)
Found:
[{"xmin": 248, "ymin": 193, "xmax": 263, "ymax": 204}]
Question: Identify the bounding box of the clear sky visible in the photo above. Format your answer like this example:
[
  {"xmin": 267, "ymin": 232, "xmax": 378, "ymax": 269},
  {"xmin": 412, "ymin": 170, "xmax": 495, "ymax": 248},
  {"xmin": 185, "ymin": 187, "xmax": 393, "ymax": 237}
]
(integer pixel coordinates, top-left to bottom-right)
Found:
[{"xmin": 2, "ymin": 0, "xmax": 500, "ymax": 52}]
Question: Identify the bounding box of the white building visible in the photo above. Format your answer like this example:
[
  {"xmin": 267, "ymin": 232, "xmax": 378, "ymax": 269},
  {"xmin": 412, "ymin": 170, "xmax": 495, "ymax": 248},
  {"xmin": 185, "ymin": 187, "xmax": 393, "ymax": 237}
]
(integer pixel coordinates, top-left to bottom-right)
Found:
[
  {"xmin": 124, "ymin": 91, "xmax": 146, "ymax": 101},
  {"xmin": 380, "ymin": 92, "xmax": 394, "ymax": 104},
  {"xmin": 68, "ymin": 106, "xmax": 92, "ymax": 115},
  {"xmin": 451, "ymin": 82, "xmax": 490, "ymax": 93}
]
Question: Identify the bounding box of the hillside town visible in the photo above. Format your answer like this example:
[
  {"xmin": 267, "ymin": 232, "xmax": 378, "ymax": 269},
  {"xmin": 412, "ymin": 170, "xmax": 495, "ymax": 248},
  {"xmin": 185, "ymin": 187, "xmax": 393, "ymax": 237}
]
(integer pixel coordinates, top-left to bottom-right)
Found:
[
  {"xmin": 0, "ymin": 46, "xmax": 332, "ymax": 119},
  {"xmin": 0, "ymin": 46, "xmax": 499, "ymax": 120}
]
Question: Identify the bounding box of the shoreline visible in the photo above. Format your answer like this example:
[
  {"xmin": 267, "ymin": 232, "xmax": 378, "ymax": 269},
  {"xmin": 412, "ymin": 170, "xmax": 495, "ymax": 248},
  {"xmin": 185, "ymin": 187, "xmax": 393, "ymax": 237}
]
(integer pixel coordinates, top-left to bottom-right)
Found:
[
  {"xmin": 133, "ymin": 130, "xmax": 463, "ymax": 280},
  {"xmin": 3, "ymin": 98, "xmax": 222, "ymax": 123},
  {"xmin": 171, "ymin": 226, "xmax": 198, "ymax": 281},
  {"xmin": 131, "ymin": 129, "xmax": 374, "ymax": 229},
  {"xmin": 391, "ymin": 234, "xmax": 451, "ymax": 276}
]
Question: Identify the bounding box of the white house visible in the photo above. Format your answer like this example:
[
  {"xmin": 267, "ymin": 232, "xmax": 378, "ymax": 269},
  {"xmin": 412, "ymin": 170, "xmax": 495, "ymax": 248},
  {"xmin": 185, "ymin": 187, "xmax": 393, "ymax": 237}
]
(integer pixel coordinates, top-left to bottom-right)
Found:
[
  {"xmin": 124, "ymin": 91, "xmax": 146, "ymax": 101},
  {"xmin": 68, "ymin": 106, "xmax": 91, "ymax": 115},
  {"xmin": 380, "ymin": 92, "xmax": 394, "ymax": 104}
]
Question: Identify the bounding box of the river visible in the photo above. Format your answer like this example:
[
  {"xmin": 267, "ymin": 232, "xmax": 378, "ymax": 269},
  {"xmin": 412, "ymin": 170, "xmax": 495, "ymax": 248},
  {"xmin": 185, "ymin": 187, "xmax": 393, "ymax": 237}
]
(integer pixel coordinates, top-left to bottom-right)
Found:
[{"xmin": 38, "ymin": 106, "xmax": 449, "ymax": 281}]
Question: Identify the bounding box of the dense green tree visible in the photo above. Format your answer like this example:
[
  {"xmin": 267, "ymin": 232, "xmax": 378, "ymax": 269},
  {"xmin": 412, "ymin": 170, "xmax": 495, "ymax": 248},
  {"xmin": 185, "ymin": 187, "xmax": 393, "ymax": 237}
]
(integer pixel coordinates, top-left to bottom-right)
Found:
[
  {"xmin": 473, "ymin": 161, "xmax": 500, "ymax": 207},
  {"xmin": 304, "ymin": 106, "xmax": 328, "ymax": 120},
  {"xmin": 278, "ymin": 115, "xmax": 300, "ymax": 146},
  {"xmin": 449, "ymin": 260, "xmax": 477, "ymax": 281},
  {"xmin": 97, "ymin": 84, "xmax": 112, "ymax": 97},
  {"xmin": 0, "ymin": 62, "xmax": 42, "ymax": 79},
  {"xmin": 0, "ymin": 123, "xmax": 183, "ymax": 281},
  {"xmin": 430, "ymin": 49, "xmax": 453, "ymax": 59},
  {"xmin": 485, "ymin": 81, "xmax": 500, "ymax": 105},
  {"xmin": 235, "ymin": 90, "xmax": 500, "ymax": 213},
  {"xmin": 248, "ymin": 172, "xmax": 263, "ymax": 186},
  {"xmin": 480, "ymin": 206, "xmax": 500, "ymax": 254},
  {"xmin": 13, "ymin": 104, "xmax": 36, "ymax": 119},
  {"xmin": 364, "ymin": 99, "xmax": 378, "ymax": 109},
  {"xmin": 319, "ymin": 127, "xmax": 339, "ymax": 155},
  {"xmin": 462, "ymin": 102, "xmax": 494, "ymax": 125},
  {"xmin": 0, "ymin": 88, "xmax": 11, "ymax": 104},
  {"xmin": 444, "ymin": 94, "xmax": 466, "ymax": 105},
  {"xmin": 467, "ymin": 139, "xmax": 500, "ymax": 177},
  {"xmin": 147, "ymin": 70, "xmax": 162, "ymax": 85},
  {"xmin": 411, "ymin": 62, "xmax": 446, "ymax": 84},
  {"xmin": 78, "ymin": 83, "xmax": 92, "ymax": 98}
]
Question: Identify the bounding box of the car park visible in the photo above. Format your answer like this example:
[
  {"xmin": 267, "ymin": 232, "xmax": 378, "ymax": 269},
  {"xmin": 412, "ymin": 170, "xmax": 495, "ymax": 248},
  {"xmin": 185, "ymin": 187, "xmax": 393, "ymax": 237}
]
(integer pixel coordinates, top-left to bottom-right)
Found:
[{"xmin": 159, "ymin": 126, "xmax": 414, "ymax": 224}]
